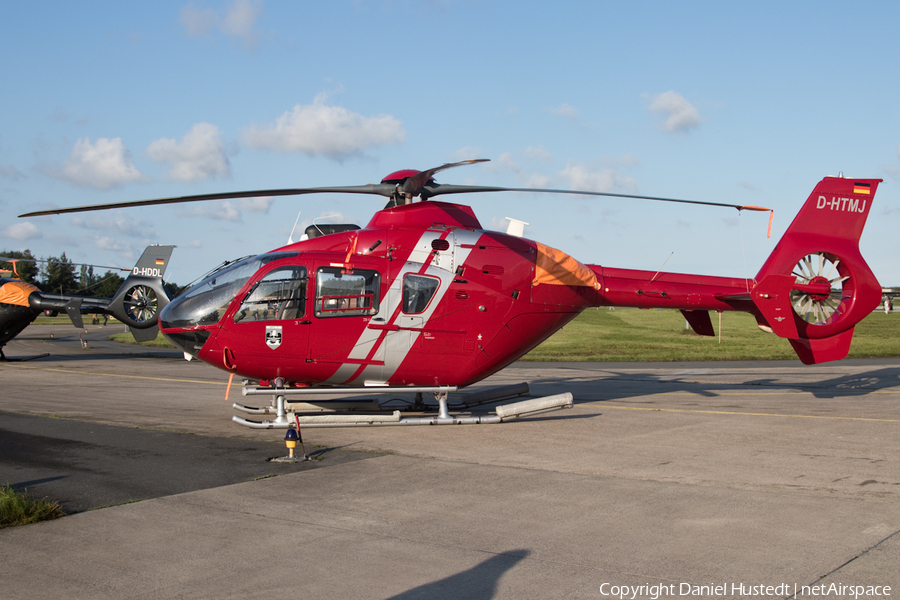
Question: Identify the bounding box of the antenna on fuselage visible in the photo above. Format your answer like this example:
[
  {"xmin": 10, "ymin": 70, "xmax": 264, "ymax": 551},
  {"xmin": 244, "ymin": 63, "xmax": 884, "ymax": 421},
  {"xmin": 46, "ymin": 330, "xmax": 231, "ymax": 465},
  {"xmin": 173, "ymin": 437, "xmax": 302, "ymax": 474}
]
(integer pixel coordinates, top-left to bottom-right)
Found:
[{"xmin": 288, "ymin": 211, "xmax": 302, "ymax": 244}]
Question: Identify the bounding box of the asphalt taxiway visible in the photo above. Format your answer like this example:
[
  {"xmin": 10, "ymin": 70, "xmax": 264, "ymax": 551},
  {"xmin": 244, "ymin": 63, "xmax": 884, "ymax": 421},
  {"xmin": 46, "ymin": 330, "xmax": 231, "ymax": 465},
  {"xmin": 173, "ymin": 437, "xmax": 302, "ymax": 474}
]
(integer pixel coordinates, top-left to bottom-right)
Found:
[{"xmin": 1, "ymin": 324, "xmax": 899, "ymax": 599}]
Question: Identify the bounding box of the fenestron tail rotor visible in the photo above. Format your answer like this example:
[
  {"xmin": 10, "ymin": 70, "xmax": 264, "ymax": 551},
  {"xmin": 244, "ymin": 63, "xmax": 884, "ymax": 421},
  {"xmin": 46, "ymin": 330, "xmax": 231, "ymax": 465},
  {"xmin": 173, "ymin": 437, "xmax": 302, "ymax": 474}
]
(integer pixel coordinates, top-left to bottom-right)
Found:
[
  {"xmin": 790, "ymin": 252, "xmax": 850, "ymax": 325},
  {"xmin": 122, "ymin": 284, "xmax": 159, "ymax": 325}
]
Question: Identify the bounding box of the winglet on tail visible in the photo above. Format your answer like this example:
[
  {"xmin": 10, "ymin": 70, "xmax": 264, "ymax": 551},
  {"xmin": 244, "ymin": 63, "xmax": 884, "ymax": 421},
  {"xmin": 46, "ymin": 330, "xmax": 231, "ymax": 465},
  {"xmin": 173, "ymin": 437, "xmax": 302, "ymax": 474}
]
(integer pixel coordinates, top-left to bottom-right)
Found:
[{"xmin": 751, "ymin": 177, "xmax": 882, "ymax": 364}]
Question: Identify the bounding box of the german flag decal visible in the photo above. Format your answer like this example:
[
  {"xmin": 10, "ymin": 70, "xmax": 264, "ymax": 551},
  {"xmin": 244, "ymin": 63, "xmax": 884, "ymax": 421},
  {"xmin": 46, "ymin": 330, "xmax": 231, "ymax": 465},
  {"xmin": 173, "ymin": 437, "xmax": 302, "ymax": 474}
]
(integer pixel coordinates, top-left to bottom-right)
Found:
[
  {"xmin": 853, "ymin": 182, "xmax": 871, "ymax": 195},
  {"xmin": 155, "ymin": 259, "xmax": 165, "ymax": 265}
]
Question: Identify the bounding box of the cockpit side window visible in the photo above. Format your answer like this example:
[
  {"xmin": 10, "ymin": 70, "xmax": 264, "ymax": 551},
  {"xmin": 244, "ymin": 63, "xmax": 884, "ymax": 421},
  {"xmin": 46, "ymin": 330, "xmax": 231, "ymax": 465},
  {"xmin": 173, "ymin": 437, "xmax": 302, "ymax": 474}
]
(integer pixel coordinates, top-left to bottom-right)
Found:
[
  {"xmin": 315, "ymin": 267, "xmax": 380, "ymax": 317},
  {"xmin": 233, "ymin": 267, "xmax": 307, "ymax": 323},
  {"xmin": 402, "ymin": 274, "xmax": 440, "ymax": 314}
]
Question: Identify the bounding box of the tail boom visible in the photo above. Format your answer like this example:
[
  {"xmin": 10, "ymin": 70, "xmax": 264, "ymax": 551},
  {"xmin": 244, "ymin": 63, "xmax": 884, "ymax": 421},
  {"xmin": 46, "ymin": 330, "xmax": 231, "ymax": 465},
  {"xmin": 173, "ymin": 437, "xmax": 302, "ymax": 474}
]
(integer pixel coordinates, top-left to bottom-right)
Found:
[{"xmin": 584, "ymin": 176, "xmax": 881, "ymax": 363}]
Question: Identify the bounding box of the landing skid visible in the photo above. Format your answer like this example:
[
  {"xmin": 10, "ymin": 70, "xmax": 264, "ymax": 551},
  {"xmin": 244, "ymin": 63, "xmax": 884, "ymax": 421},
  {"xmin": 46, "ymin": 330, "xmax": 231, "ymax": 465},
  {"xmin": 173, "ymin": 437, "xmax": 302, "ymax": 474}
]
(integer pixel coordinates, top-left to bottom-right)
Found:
[{"xmin": 232, "ymin": 382, "xmax": 573, "ymax": 428}]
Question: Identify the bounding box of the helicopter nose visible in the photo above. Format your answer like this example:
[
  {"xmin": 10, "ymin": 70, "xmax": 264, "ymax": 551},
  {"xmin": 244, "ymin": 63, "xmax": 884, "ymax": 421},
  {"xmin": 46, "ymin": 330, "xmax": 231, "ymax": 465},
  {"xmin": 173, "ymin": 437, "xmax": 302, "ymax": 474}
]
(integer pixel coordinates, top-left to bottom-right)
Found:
[
  {"xmin": 157, "ymin": 282, "xmax": 232, "ymax": 357},
  {"xmin": 161, "ymin": 326, "xmax": 213, "ymax": 359}
]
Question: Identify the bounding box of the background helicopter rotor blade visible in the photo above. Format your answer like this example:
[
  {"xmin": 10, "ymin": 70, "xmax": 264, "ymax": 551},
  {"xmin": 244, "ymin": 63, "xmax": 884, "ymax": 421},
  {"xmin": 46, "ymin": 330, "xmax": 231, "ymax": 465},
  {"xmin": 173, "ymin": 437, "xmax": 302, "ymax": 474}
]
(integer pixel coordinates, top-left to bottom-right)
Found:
[{"xmin": 0, "ymin": 256, "xmax": 132, "ymax": 272}]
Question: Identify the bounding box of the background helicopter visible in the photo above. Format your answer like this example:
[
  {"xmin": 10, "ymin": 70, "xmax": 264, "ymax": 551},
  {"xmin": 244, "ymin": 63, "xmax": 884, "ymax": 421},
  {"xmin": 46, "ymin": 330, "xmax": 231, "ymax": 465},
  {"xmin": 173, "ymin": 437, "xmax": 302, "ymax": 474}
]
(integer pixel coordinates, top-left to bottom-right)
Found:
[
  {"xmin": 20, "ymin": 160, "xmax": 882, "ymax": 426},
  {"xmin": 0, "ymin": 246, "xmax": 175, "ymax": 360}
]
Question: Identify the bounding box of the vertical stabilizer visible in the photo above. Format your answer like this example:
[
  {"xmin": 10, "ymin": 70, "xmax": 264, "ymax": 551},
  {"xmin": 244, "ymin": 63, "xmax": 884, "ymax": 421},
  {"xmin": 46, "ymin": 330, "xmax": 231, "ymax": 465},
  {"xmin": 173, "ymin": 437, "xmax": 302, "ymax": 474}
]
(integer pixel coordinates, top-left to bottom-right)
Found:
[{"xmin": 751, "ymin": 177, "xmax": 881, "ymax": 363}]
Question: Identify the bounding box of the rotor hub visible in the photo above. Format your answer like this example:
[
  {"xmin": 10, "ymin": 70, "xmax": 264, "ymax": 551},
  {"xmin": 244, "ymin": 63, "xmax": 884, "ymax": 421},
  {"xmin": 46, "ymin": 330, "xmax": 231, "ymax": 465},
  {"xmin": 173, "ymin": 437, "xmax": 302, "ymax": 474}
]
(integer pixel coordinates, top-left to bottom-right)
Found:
[
  {"xmin": 807, "ymin": 275, "xmax": 831, "ymax": 302},
  {"xmin": 381, "ymin": 169, "xmax": 428, "ymax": 184}
]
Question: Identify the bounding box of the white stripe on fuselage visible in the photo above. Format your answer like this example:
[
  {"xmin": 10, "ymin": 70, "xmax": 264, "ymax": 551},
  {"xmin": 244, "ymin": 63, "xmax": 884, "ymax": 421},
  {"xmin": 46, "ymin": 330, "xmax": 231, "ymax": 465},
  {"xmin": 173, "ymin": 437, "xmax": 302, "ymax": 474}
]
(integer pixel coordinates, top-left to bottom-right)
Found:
[{"xmin": 324, "ymin": 228, "xmax": 480, "ymax": 385}]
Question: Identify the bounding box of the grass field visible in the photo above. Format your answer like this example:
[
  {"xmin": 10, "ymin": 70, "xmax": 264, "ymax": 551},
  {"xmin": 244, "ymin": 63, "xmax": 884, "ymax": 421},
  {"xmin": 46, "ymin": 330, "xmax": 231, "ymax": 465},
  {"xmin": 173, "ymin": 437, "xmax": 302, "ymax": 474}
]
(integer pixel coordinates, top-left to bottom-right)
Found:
[
  {"xmin": 108, "ymin": 330, "xmax": 172, "ymax": 347},
  {"xmin": 522, "ymin": 308, "xmax": 900, "ymax": 362},
  {"xmin": 100, "ymin": 308, "xmax": 900, "ymax": 362},
  {"xmin": 32, "ymin": 316, "xmax": 120, "ymax": 325}
]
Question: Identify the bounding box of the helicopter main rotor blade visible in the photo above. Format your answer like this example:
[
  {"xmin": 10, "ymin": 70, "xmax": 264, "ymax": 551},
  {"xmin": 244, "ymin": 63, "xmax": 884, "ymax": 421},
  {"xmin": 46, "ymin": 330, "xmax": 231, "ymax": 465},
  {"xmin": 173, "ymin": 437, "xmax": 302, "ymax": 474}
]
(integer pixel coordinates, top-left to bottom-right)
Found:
[
  {"xmin": 422, "ymin": 183, "xmax": 765, "ymax": 212},
  {"xmin": 19, "ymin": 184, "xmax": 398, "ymax": 218},
  {"xmin": 19, "ymin": 157, "xmax": 771, "ymax": 219}
]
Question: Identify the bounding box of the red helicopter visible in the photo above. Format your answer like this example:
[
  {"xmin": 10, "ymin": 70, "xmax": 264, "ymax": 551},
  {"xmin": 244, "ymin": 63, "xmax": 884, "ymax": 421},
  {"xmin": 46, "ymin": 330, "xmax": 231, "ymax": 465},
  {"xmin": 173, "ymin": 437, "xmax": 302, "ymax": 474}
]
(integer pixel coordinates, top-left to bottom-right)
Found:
[{"xmin": 21, "ymin": 160, "xmax": 883, "ymax": 428}]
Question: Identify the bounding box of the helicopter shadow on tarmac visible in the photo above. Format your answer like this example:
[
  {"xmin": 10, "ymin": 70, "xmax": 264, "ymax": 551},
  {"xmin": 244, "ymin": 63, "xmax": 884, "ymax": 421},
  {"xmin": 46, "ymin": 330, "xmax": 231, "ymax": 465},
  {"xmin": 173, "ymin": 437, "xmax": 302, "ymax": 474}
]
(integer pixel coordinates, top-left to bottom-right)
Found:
[
  {"xmin": 2, "ymin": 326, "xmax": 183, "ymax": 362},
  {"xmin": 741, "ymin": 366, "xmax": 900, "ymax": 399},
  {"xmin": 4, "ymin": 350, "xmax": 184, "ymax": 363},
  {"xmin": 386, "ymin": 550, "xmax": 529, "ymax": 600},
  {"xmin": 519, "ymin": 364, "xmax": 900, "ymax": 404}
]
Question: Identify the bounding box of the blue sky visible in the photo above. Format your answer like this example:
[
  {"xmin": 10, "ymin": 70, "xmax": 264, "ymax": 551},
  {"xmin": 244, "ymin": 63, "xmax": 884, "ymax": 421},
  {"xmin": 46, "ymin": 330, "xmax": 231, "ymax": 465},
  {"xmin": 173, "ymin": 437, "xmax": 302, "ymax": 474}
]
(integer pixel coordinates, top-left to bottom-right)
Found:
[{"xmin": 2, "ymin": 1, "xmax": 899, "ymax": 286}]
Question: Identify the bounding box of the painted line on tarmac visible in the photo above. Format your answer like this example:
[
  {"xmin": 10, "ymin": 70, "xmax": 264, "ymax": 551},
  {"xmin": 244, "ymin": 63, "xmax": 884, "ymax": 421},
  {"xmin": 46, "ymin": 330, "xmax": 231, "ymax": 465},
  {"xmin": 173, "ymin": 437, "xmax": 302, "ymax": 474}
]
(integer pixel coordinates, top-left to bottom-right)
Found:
[
  {"xmin": 1, "ymin": 363, "xmax": 231, "ymax": 387},
  {"xmin": 587, "ymin": 389, "xmax": 900, "ymax": 397},
  {"xmin": 590, "ymin": 404, "xmax": 900, "ymax": 423},
  {"xmin": 658, "ymin": 389, "xmax": 900, "ymax": 396}
]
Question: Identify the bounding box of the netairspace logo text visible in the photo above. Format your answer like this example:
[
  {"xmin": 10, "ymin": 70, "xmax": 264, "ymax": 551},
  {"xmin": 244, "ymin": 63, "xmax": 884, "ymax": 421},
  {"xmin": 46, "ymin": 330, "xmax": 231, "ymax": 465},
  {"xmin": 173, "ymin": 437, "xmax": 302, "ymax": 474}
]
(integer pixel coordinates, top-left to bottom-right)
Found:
[{"xmin": 599, "ymin": 582, "xmax": 891, "ymax": 599}]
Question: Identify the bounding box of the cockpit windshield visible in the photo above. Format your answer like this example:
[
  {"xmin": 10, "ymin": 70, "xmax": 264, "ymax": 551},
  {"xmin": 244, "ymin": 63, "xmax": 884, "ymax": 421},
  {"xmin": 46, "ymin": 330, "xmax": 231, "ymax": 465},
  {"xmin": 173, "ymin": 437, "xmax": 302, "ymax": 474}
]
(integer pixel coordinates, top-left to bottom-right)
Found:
[{"xmin": 160, "ymin": 252, "xmax": 299, "ymax": 329}]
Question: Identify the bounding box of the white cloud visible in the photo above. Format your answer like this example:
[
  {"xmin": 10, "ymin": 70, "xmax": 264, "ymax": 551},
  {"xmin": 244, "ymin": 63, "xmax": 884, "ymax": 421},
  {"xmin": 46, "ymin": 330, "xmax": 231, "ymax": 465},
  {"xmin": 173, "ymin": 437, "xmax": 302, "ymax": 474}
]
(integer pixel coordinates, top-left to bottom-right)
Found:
[
  {"xmin": 558, "ymin": 161, "xmax": 637, "ymax": 193},
  {"xmin": 648, "ymin": 91, "xmax": 703, "ymax": 133},
  {"xmin": 524, "ymin": 146, "xmax": 553, "ymax": 164},
  {"xmin": 0, "ymin": 165, "xmax": 23, "ymax": 180},
  {"xmin": 485, "ymin": 152, "xmax": 519, "ymax": 175},
  {"xmin": 242, "ymin": 95, "xmax": 405, "ymax": 160},
  {"xmin": 93, "ymin": 236, "xmax": 136, "ymax": 257},
  {"xmin": 619, "ymin": 153, "xmax": 640, "ymax": 168},
  {"xmin": 454, "ymin": 146, "xmax": 483, "ymax": 162},
  {"xmin": 238, "ymin": 196, "xmax": 273, "ymax": 213},
  {"xmin": 147, "ymin": 123, "xmax": 231, "ymax": 182},
  {"xmin": 526, "ymin": 173, "xmax": 550, "ymax": 188},
  {"xmin": 1, "ymin": 222, "xmax": 43, "ymax": 242},
  {"xmin": 70, "ymin": 212, "xmax": 157, "ymax": 238},
  {"xmin": 497, "ymin": 152, "xmax": 519, "ymax": 172},
  {"xmin": 488, "ymin": 216, "xmax": 510, "ymax": 232},
  {"xmin": 58, "ymin": 137, "xmax": 144, "ymax": 190},
  {"xmin": 552, "ymin": 103, "xmax": 579, "ymax": 120},
  {"xmin": 549, "ymin": 103, "xmax": 599, "ymax": 133},
  {"xmin": 180, "ymin": 5, "xmax": 218, "ymax": 36},
  {"xmin": 180, "ymin": 0, "xmax": 262, "ymax": 47},
  {"xmin": 885, "ymin": 143, "xmax": 900, "ymax": 179},
  {"xmin": 178, "ymin": 200, "xmax": 241, "ymax": 221},
  {"xmin": 223, "ymin": 0, "xmax": 262, "ymax": 44}
]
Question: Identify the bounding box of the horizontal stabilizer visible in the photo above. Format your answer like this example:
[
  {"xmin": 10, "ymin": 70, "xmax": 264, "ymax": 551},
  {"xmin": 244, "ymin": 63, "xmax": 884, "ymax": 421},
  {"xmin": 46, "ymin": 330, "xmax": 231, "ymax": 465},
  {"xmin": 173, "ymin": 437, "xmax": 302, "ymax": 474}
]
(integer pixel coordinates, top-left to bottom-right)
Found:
[
  {"xmin": 65, "ymin": 298, "xmax": 84, "ymax": 329},
  {"xmin": 714, "ymin": 292, "xmax": 752, "ymax": 302}
]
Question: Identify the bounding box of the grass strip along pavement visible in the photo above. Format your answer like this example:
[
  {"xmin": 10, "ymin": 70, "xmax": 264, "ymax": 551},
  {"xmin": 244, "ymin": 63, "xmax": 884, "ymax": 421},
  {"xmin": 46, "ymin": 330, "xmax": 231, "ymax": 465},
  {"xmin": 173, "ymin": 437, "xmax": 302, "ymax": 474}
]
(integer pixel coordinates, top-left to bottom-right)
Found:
[
  {"xmin": 0, "ymin": 485, "xmax": 65, "ymax": 528},
  {"xmin": 523, "ymin": 308, "xmax": 900, "ymax": 362}
]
